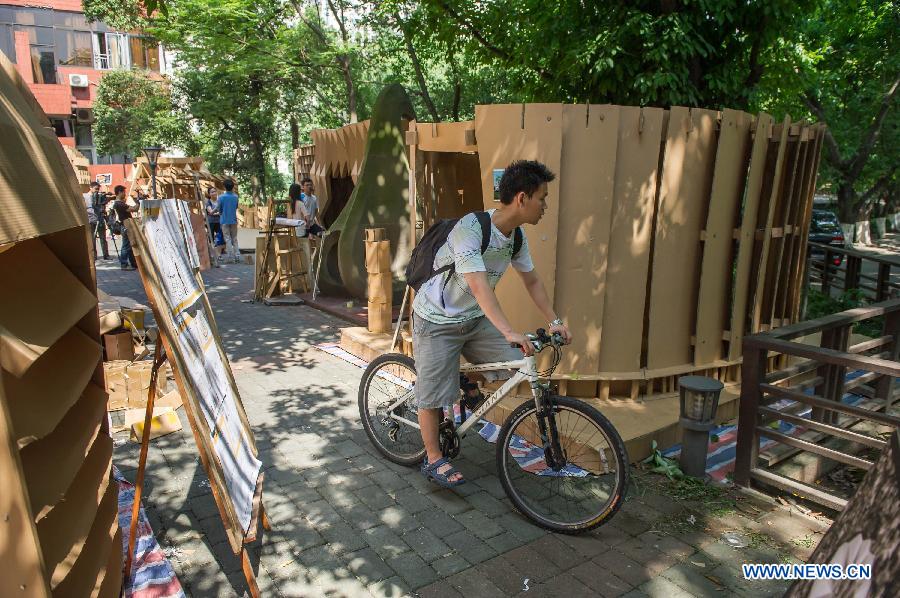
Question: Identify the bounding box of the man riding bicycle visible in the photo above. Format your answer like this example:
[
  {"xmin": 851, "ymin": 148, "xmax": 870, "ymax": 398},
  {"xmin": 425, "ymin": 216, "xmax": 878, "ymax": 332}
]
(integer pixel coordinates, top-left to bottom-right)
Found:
[{"xmin": 413, "ymin": 160, "xmax": 572, "ymax": 488}]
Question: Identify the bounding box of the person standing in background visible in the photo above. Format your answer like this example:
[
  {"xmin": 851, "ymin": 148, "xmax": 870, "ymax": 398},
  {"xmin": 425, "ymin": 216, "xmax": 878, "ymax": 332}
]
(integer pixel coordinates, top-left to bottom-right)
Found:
[
  {"xmin": 299, "ymin": 177, "xmax": 324, "ymax": 237},
  {"xmin": 84, "ymin": 181, "xmax": 110, "ymax": 260},
  {"xmin": 205, "ymin": 187, "xmax": 225, "ymax": 256},
  {"xmin": 217, "ymin": 179, "xmax": 241, "ymax": 263},
  {"xmin": 111, "ymin": 185, "xmax": 138, "ymax": 270}
]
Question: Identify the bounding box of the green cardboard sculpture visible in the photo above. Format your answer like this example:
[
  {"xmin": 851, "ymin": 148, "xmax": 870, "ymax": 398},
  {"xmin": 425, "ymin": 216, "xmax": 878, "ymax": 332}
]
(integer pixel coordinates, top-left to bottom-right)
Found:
[{"xmin": 317, "ymin": 84, "xmax": 416, "ymax": 301}]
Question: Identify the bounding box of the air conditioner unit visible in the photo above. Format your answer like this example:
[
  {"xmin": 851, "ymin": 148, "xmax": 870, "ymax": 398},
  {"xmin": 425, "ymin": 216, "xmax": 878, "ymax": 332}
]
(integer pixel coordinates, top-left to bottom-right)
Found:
[
  {"xmin": 68, "ymin": 73, "xmax": 89, "ymax": 88},
  {"xmin": 75, "ymin": 108, "xmax": 94, "ymax": 124}
]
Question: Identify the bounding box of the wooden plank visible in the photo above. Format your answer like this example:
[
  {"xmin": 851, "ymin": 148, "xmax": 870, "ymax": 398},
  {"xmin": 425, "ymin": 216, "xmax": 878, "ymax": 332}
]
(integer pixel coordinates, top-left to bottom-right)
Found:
[
  {"xmin": 760, "ymin": 382, "xmax": 900, "ymax": 425},
  {"xmin": 647, "ymin": 107, "xmax": 719, "ymax": 369},
  {"xmin": 776, "ymin": 128, "xmax": 814, "ymax": 323},
  {"xmin": 757, "ymin": 426, "xmax": 873, "ymax": 470},
  {"xmin": 749, "ymin": 468, "xmax": 847, "ymax": 511},
  {"xmin": 759, "ymin": 407, "xmax": 887, "ymax": 450},
  {"xmin": 554, "ymin": 104, "xmax": 620, "ymax": 373},
  {"xmin": 598, "ymin": 106, "xmax": 667, "ymax": 372},
  {"xmin": 750, "ymin": 116, "xmax": 791, "ymax": 334},
  {"xmin": 791, "ymin": 125, "xmax": 827, "ymax": 322},
  {"xmin": 728, "ymin": 113, "xmax": 774, "ymax": 361},
  {"xmin": 474, "ymin": 104, "xmax": 563, "ymax": 336},
  {"xmin": 694, "ymin": 109, "xmax": 753, "ymax": 365}
]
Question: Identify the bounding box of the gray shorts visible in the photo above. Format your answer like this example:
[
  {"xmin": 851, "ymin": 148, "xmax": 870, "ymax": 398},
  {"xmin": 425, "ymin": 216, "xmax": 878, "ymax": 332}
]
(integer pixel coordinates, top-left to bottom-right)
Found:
[{"xmin": 412, "ymin": 313, "xmax": 522, "ymax": 409}]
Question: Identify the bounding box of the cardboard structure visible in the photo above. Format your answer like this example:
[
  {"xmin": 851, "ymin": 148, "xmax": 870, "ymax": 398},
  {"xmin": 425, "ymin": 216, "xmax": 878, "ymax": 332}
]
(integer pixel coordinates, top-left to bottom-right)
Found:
[
  {"xmin": 62, "ymin": 145, "xmax": 93, "ymax": 191},
  {"xmin": 0, "ymin": 54, "xmax": 122, "ymax": 596},
  {"xmin": 294, "ymin": 143, "xmax": 315, "ymax": 181},
  {"xmin": 125, "ymin": 201, "xmax": 269, "ymax": 595},
  {"xmin": 128, "ymin": 156, "xmax": 228, "ymax": 201}
]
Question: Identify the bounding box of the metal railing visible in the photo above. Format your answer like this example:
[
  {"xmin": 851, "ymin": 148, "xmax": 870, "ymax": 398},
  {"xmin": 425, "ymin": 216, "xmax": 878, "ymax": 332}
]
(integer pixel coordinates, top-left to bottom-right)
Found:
[
  {"xmin": 807, "ymin": 242, "xmax": 900, "ymax": 301},
  {"xmin": 734, "ymin": 298, "xmax": 900, "ymax": 510}
]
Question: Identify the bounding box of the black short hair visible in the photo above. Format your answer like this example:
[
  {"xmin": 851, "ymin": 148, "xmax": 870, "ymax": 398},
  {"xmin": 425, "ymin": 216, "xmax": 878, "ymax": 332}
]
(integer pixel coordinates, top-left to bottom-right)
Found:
[
  {"xmin": 114, "ymin": 184, "xmax": 126, "ymax": 194},
  {"xmin": 288, "ymin": 182, "xmax": 302, "ymax": 201},
  {"xmin": 498, "ymin": 160, "xmax": 555, "ymax": 204},
  {"xmin": 90, "ymin": 181, "xmax": 101, "ymax": 188},
  {"xmin": 301, "ymin": 177, "xmax": 312, "ymax": 185},
  {"xmin": 223, "ymin": 178, "xmax": 235, "ymax": 191}
]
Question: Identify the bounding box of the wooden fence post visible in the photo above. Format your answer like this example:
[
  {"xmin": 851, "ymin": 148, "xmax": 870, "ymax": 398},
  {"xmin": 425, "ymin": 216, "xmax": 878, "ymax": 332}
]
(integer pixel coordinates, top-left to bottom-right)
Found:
[
  {"xmin": 822, "ymin": 249, "xmax": 833, "ymax": 295},
  {"xmin": 876, "ymin": 262, "xmax": 892, "ymax": 301},
  {"xmin": 875, "ymin": 310, "xmax": 900, "ymax": 409},
  {"xmin": 845, "ymin": 255, "xmax": 862, "ymax": 292},
  {"xmin": 734, "ymin": 342, "xmax": 766, "ymax": 486}
]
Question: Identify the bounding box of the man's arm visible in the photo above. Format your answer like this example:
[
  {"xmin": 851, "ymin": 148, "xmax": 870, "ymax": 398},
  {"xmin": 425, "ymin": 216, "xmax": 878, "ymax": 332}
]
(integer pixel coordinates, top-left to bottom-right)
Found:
[
  {"xmin": 463, "ymin": 272, "xmax": 535, "ymax": 355},
  {"xmin": 517, "ymin": 269, "xmax": 572, "ymax": 343}
]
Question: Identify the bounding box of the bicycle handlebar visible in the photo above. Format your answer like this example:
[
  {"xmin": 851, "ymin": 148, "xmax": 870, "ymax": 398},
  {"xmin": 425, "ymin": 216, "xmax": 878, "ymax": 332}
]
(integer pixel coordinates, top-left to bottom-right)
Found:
[{"xmin": 509, "ymin": 327, "xmax": 567, "ymax": 351}]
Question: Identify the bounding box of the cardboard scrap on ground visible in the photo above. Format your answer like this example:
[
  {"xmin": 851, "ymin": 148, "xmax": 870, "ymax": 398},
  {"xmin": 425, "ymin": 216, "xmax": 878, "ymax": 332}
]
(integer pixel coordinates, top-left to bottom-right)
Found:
[
  {"xmin": 104, "ymin": 360, "xmax": 176, "ymax": 411},
  {"xmin": 130, "ymin": 408, "xmax": 183, "ymax": 441}
]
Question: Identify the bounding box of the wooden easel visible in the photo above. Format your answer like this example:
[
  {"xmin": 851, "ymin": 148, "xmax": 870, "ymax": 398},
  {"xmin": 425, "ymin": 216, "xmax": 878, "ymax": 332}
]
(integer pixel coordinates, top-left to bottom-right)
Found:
[{"xmin": 124, "ymin": 217, "xmax": 271, "ymax": 597}]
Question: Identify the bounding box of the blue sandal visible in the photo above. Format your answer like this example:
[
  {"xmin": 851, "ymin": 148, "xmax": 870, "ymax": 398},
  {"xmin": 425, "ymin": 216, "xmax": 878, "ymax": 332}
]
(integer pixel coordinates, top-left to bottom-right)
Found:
[{"xmin": 422, "ymin": 457, "xmax": 466, "ymax": 488}]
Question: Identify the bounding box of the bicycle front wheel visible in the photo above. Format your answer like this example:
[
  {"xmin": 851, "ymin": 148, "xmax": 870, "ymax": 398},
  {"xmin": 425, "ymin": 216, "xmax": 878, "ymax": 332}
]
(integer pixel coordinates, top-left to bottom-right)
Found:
[
  {"xmin": 496, "ymin": 395, "xmax": 628, "ymax": 533},
  {"xmin": 358, "ymin": 353, "xmax": 425, "ymax": 466}
]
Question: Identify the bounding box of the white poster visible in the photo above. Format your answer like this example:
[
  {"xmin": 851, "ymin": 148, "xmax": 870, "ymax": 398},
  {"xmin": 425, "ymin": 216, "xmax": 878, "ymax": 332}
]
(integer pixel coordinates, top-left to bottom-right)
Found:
[{"xmin": 141, "ymin": 200, "xmax": 262, "ymax": 533}]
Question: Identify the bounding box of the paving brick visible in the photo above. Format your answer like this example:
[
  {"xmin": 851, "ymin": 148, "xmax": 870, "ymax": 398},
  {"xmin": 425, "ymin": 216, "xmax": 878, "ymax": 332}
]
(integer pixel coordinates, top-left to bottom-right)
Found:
[
  {"xmin": 371, "ymin": 470, "xmax": 411, "ymax": 492},
  {"xmin": 197, "ymin": 514, "xmax": 229, "ymax": 547},
  {"xmin": 638, "ymin": 575, "xmax": 696, "ymax": 598},
  {"xmin": 476, "ymin": 554, "xmax": 530, "ymax": 595},
  {"xmin": 485, "ymin": 531, "xmax": 526, "ymax": 554},
  {"xmin": 339, "ymin": 503, "xmax": 383, "ymax": 531},
  {"xmin": 301, "ymin": 499, "xmax": 344, "ymax": 528},
  {"xmin": 472, "ymin": 475, "xmax": 508, "ymax": 500},
  {"xmin": 503, "ymin": 544, "xmax": 560, "ymax": 583},
  {"xmin": 427, "ymin": 489, "xmax": 474, "ymax": 515},
  {"xmin": 392, "ymin": 488, "xmax": 435, "ymax": 514},
  {"xmin": 415, "ymin": 508, "xmax": 465, "ymax": 538},
  {"xmin": 454, "ymin": 509, "xmax": 505, "ymax": 540},
  {"xmin": 617, "ymin": 536, "xmax": 679, "ymax": 577},
  {"xmin": 465, "ymin": 491, "xmax": 510, "ymax": 517},
  {"xmin": 333, "ymin": 439, "xmax": 367, "ymax": 458},
  {"xmin": 556, "ymin": 530, "xmax": 610, "ymax": 558},
  {"xmin": 379, "ymin": 505, "xmax": 420, "ymax": 533},
  {"xmin": 496, "ymin": 512, "xmax": 546, "ymax": 543},
  {"xmin": 345, "ymin": 547, "xmax": 396, "ymax": 584},
  {"xmin": 321, "ymin": 520, "xmax": 369, "ymax": 553},
  {"xmin": 445, "ymin": 567, "xmax": 507, "ymax": 598},
  {"xmin": 171, "ymin": 537, "xmax": 217, "ymax": 573},
  {"xmin": 569, "ymin": 561, "xmax": 633, "ymax": 597},
  {"xmin": 537, "ymin": 572, "xmax": 597, "ymax": 598},
  {"xmin": 387, "ymin": 552, "xmax": 438, "ymax": 590},
  {"xmin": 367, "ymin": 575, "xmax": 414, "ymax": 598},
  {"xmin": 365, "ymin": 525, "xmax": 412, "ymax": 560},
  {"xmin": 660, "ymin": 561, "xmax": 730, "ymax": 596},
  {"xmin": 635, "ymin": 531, "xmax": 696, "ymax": 559},
  {"xmin": 403, "ymin": 527, "xmax": 453, "ymax": 562},
  {"xmin": 528, "ymin": 534, "xmax": 579, "ymax": 570},
  {"xmin": 608, "ymin": 512, "xmax": 652, "ymax": 537},
  {"xmin": 431, "ymin": 553, "xmax": 472, "ymax": 577},
  {"xmin": 592, "ymin": 551, "xmax": 651, "ymax": 587},
  {"xmin": 443, "ymin": 529, "xmax": 499, "ymax": 564},
  {"xmin": 297, "ymin": 544, "xmax": 344, "ymax": 572},
  {"xmin": 162, "ymin": 511, "xmax": 204, "ymax": 545},
  {"xmin": 356, "ymin": 484, "xmax": 396, "ymax": 510},
  {"xmin": 416, "ymin": 581, "xmax": 464, "ymax": 598},
  {"xmin": 317, "ymin": 483, "xmax": 361, "ymax": 509}
]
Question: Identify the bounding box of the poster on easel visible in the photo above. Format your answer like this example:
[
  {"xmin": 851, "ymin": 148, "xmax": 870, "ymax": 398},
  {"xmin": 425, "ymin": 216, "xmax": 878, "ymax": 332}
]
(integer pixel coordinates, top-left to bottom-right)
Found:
[{"xmin": 126, "ymin": 200, "xmax": 263, "ymax": 545}]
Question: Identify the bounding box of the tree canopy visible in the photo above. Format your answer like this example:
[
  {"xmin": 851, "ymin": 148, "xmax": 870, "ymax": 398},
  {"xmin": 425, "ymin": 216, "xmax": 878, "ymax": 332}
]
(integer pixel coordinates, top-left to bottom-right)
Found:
[{"xmin": 86, "ymin": 0, "xmax": 897, "ymax": 218}]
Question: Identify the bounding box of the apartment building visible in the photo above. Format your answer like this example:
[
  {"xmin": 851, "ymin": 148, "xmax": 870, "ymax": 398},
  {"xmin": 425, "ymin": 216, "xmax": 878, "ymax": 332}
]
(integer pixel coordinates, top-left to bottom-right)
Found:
[{"xmin": 0, "ymin": 0, "xmax": 165, "ymax": 185}]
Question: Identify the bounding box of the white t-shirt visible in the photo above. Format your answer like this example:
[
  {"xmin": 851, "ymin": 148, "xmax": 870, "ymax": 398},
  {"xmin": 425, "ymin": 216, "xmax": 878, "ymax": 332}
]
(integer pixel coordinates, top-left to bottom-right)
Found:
[
  {"xmin": 300, "ymin": 193, "xmax": 319, "ymax": 222},
  {"xmin": 412, "ymin": 210, "xmax": 534, "ymax": 324}
]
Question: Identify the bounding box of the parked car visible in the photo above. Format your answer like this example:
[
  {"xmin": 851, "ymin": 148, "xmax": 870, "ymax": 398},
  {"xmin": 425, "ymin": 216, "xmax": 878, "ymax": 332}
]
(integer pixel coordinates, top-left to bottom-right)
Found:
[{"xmin": 809, "ymin": 209, "xmax": 845, "ymax": 266}]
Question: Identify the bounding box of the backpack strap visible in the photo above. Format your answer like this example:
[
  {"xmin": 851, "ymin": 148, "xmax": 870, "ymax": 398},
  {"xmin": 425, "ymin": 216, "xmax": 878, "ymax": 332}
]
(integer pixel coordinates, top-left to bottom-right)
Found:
[
  {"xmin": 512, "ymin": 226, "xmax": 523, "ymax": 259},
  {"xmin": 474, "ymin": 211, "xmax": 491, "ymax": 254}
]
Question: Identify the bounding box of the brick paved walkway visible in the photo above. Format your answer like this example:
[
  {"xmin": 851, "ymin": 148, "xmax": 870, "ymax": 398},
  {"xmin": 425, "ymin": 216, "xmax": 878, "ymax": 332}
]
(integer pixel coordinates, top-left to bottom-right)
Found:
[{"xmin": 99, "ymin": 260, "xmax": 828, "ymax": 597}]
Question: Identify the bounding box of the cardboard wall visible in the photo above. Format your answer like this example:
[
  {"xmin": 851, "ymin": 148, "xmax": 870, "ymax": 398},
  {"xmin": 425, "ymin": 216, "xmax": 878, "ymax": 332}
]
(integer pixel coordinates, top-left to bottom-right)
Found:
[
  {"xmin": 310, "ymin": 120, "xmax": 371, "ymax": 219},
  {"xmin": 0, "ymin": 52, "xmax": 120, "ymax": 596}
]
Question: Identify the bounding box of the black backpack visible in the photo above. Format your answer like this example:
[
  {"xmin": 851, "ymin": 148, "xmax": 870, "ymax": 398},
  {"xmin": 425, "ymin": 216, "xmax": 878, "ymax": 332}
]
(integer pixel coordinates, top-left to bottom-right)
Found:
[{"xmin": 405, "ymin": 211, "xmax": 524, "ymax": 295}]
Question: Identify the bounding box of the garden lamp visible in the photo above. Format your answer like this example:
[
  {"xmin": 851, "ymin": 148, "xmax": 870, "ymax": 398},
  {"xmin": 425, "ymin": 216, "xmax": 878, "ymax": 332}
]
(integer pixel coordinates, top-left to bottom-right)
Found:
[{"xmin": 677, "ymin": 375, "xmax": 723, "ymax": 478}]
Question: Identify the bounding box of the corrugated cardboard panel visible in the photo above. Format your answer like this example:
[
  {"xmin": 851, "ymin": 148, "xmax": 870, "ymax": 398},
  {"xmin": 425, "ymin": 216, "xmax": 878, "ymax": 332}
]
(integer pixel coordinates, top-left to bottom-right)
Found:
[
  {"xmin": 750, "ymin": 117, "xmax": 792, "ymax": 333},
  {"xmin": 693, "ymin": 109, "xmax": 753, "ymax": 365},
  {"xmin": 416, "ymin": 121, "xmax": 477, "ymax": 153},
  {"xmin": 770, "ymin": 132, "xmax": 808, "ymax": 325},
  {"xmin": 0, "ymin": 236, "xmax": 96, "ymax": 378},
  {"xmin": 647, "ymin": 107, "xmax": 719, "ymax": 369},
  {"xmin": 0, "ymin": 371, "xmax": 51, "ymax": 597},
  {"xmin": 36, "ymin": 432, "xmax": 112, "ymax": 577},
  {"xmin": 598, "ymin": 107, "xmax": 666, "ymax": 373},
  {"xmin": 474, "ymin": 104, "xmax": 563, "ymax": 334},
  {"xmin": 95, "ymin": 529, "xmax": 123, "ymax": 598},
  {"xmin": 728, "ymin": 113, "xmax": 774, "ymax": 361},
  {"xmin": 790, "ymin": 125, "xmax": 826, "ymax": 322},
  {"xmin": 20, "ymin": 383, "xmax": 107, "ymax": 519},
  {"xmin": 5, "ymin": 328, "xmax": 101, "ymax": 445},
  {"xmin": 48, "ymin": 479, "xmax": 116, "ymax": 587},
  {"xmin": 50, "ymin": 485, "xmax": 117, "ymax": 596},
  {"xmin": 555, "ymin": 104, "xmax": 620, "ymax": 374},
  {"xmin": 0, "ymin": 54, "xmax": 85, "ymax": 246}
]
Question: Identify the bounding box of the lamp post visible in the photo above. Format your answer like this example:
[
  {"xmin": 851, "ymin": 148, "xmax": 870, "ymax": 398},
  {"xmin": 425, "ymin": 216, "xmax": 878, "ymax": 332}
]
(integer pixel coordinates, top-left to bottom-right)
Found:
[
  {"xmin": 141, "ymin": 146, "xmax": 164, "ymax": 199},
  {"xmin": 677, "ymin": 375, "xmax": 723, "ymax": 478}
]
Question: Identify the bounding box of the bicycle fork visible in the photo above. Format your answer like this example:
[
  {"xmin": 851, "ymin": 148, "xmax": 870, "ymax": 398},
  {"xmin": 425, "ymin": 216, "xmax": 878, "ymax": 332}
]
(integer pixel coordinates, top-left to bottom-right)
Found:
[{"xmin": 526, "ymin": 359, "xmax": 567, "ymax": 470}]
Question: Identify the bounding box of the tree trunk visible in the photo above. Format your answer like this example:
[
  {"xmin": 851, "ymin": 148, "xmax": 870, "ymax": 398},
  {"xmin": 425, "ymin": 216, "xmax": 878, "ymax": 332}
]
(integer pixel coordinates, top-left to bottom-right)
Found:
[
  {"xmin": 339, "ymin": 56, "xmax": 358, "ymax": 123},
  {"xmin": 399, "ymin": 16, "xmax": 439, "ymax": 122},
  {"xmin": 290, "ymin": 115, "xmax": 299, "ymax": 151}
]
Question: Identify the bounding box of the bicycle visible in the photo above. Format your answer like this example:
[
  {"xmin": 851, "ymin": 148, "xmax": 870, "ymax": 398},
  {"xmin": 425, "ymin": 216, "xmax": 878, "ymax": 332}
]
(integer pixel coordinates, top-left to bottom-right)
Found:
[{"xmin": 358, "ymin": 328, "xmax": 629, "ymax": 533}]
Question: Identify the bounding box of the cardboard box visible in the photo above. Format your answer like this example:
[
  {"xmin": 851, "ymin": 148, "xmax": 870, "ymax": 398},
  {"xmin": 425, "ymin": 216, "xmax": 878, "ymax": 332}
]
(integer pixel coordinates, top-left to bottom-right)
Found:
[
  {"xmin": 366, "ymin": 272, "xmax": 392, "ymax": 302},
  {"xmin": 103, "ymin": 360, "xmax": 174, "ymax": 411},
  {"xmin": 365, "ymin": 240, "xmax": 391, "ymax": 273},
  {"xmin": 103, "ymin": 330, "xmax": 134, "ymax": 362},
  {"xmin": 368, "ymin": 301, "xmax": 392, "ymax": 333},
  {"xmin": 365, "ymin": 228, "xmax": 385, "ymax": 242}
]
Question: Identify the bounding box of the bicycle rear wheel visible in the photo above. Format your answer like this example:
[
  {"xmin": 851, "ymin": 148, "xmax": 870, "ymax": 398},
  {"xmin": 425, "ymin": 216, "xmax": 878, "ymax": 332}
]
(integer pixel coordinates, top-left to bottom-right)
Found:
[
  {"xmin": 358, "ymin": 353, "xmax": 425, "ymax": 466},
  {"xmin": 496, "ymin": 395, "xmax": 628, "ymax": 533}
]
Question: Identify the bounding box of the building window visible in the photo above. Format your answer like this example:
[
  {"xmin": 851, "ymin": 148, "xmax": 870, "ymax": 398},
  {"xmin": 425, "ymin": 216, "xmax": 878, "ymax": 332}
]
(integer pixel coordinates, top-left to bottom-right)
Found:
[
  {"xmin": 30, "ymin": 45, "xmax": 56, "ymax": 83},
  {"xmin": 129, "ymin": 36, "xmax": 160, "ymax": 72},
  {"xmin": 56, "ymin": 29, "xmax": 93, "ymax": 67},
  {"xmin": 50, "ymin": 117, "xmax": 72, "ymax": 137},
  {"xmin": 93, "ymin": 32, "xmax": 128, "ymax": 70}
]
